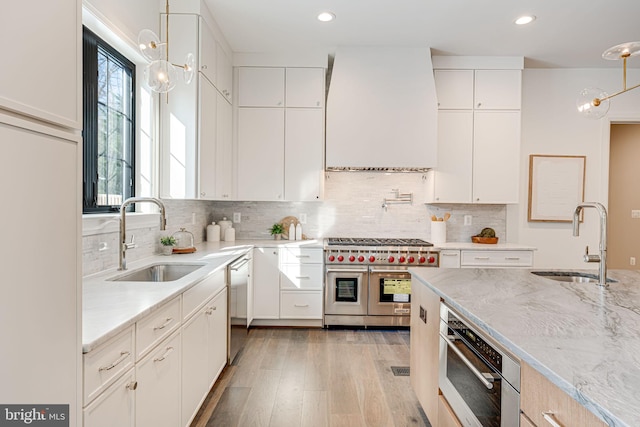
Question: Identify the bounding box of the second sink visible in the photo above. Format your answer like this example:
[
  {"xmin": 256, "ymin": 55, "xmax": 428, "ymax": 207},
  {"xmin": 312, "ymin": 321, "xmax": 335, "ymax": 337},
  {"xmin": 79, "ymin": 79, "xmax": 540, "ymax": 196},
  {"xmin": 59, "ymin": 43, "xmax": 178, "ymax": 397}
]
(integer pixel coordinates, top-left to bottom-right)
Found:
[
  {"xmin": 532, "ymin": 271, "xmax": 617, "ymax": 284},
  {"xmin": 109, "ymin": 263, "xmax": 206, "ymax": 282}
]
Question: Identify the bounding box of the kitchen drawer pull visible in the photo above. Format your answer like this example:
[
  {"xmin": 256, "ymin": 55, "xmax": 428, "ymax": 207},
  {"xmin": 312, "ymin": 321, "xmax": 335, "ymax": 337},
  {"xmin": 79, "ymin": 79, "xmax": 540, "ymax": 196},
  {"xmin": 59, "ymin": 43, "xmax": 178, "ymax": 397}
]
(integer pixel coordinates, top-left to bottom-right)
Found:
[
  {"xmin": 439, "ymin": 332, "xmax": 494, "ymax": 389},
  {"xmin": 153, "ymin": 346, "xmax": 175, "ymax": 363},
  {"xmin": 326, "ymin": 268, "xmax": 368, "ymax": 273},
  {"xmin": 153, "ymin": 317, "xmax": 174, "ymax": 331},
  {"xmin": 295, "ymin": 276, "xmax": 311, "ymax": 279},
  {"xmin": 230, "ymin": 258, "xmax": 250, "ymax": 270},
  {"xmin": 295, "ymin": 255, "xmax": 311, "ymax": 258},
  {"xmin": 369, "ymin": 268, "xmax": 410, "ymax": 274},
  {"xmin": 205, "ymin": 306, "xmax": 217, "ymax": 315},
  {"xmin": 294, "ymin": 304, "xmax": 310, "ymax": 308},
  {"xmin": 474, "ymin": 256, "xmax": 491, "ymax": 260},
  {"xmin": 98, "ymin": 351, "xmax": 130, "ymax": 372},
  {"xmin": 504, "ymin": 257, "xmax": 521, "ymax": 260},
  {"xmin": 541, "ymin": 411, "xmax": 563, "ymax": 427},
  {"xmin": 442, "ymin": 253, "xmax": 458, "ymax": 257}
]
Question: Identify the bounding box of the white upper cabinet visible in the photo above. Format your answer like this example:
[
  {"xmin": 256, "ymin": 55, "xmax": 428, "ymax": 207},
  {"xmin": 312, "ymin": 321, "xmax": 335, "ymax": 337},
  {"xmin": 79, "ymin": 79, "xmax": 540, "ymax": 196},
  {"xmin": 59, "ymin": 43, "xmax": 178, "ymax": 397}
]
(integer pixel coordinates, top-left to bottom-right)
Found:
[
  {"xmin": 1, "ymin": 0, "xmax": 81, "ymax": 129},
  {"xmin": 198, "ymin": 17, "xmax": 217, "ymax": 84},
  {"xmin": 238, "ymin": 67, "xmax": 285, "ymax": 107},
  {"xmin": 285, "ymin": 109, "xmax": 324, "ymax": 201},
  {"xmin": 215, "ymin": 93, "xmax": 233, "ymax": 199},
  {"xmin": 198, "ymin": 75, "xmax": 217, "ymax": 199},
  {"xmin": 216, "ymin": 43, "xmax": 233, "ymax": 101},
  {"xmin": 434, "ymin": 70, "xmax": 474, "ymax": 109},
  {"xmin": 286, "ymin": 68, "xmax": 325, "ymax": 108},
  {"xmin": 474, "ymin": 70, "xmax": 521, "ymax": 110}
]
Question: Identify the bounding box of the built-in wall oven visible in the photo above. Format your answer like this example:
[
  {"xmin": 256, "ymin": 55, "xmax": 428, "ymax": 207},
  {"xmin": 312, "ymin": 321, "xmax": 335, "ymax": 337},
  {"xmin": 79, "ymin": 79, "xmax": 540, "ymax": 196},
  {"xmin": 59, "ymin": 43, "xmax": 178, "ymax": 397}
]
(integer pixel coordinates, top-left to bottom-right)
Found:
[
  {"xmin": 324, "ymin": 238, "xmax": 439, "ymax": 327},
  {"xmin": 439, "ymin": 303, "xmax": 520, "ymax": 427}
]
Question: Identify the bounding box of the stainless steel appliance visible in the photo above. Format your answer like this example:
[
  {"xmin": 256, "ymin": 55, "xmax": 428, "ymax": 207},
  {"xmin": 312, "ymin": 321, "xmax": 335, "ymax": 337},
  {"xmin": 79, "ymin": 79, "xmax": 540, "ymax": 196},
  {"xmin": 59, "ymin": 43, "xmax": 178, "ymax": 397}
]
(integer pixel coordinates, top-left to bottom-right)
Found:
[
  {"xmin": 228, "ymin": 254, "xmax": 251, "ymax": 364},
  {"xmin": 324, "ymin": 238, "xmax": 439, "ymax": 327},
  {"xmin": 439, "ymin": 303, "xmax": 520, "ymax": 427}
]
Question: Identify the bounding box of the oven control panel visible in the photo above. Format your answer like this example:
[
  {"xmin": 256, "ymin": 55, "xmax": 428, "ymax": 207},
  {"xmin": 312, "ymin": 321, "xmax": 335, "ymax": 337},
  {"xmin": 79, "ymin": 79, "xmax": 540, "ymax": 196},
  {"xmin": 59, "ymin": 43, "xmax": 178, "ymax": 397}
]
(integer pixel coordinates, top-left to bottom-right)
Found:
[{"xmin": 325, "ymin": 249, "xmax": 439, "ymax": 266}]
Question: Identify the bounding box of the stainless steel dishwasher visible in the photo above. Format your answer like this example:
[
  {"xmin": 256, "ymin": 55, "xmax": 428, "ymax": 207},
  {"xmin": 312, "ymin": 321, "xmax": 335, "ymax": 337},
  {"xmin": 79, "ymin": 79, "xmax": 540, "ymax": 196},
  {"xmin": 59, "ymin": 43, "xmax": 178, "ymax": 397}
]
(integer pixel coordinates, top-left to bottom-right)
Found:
[{"xmin": 228, "ymin": 253, "xmax": 251, "ymax": 364}]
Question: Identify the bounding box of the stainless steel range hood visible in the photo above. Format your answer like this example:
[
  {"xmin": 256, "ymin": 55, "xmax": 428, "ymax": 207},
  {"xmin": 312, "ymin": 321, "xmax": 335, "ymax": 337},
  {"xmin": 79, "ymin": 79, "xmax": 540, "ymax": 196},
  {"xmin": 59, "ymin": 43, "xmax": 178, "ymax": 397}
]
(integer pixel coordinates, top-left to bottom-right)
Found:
[{"xmin": 325, "ymin": 47, "xmax": 438, "ymax": 172}]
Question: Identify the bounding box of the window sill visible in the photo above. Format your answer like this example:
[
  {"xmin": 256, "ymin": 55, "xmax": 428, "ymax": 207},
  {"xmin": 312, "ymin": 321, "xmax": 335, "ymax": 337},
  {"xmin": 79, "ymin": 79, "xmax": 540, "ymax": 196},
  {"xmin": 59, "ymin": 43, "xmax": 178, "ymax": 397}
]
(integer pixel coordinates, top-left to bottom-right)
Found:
[{"xmin": 82, "ymin": 212, "xmax": 160, "ymax": 237}]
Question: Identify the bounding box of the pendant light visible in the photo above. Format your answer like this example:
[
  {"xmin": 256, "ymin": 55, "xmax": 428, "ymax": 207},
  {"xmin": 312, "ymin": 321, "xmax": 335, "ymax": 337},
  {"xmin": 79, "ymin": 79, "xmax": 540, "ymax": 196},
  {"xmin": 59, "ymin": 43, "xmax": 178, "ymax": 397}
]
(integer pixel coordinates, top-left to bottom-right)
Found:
[
  {"xmin": 137, "ymin": 0, "xmax": 194, "ymax": 93},
  {"xmin": 577, "ymin": 41, "xmax": 640, "ymax": 119}
]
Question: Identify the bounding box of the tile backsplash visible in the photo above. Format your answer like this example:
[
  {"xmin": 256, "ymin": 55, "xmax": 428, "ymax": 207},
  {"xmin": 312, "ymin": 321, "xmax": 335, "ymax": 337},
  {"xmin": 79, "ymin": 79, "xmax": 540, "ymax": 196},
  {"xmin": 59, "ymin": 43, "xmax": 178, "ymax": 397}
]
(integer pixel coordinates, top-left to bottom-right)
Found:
[{"xmin": 82, "ymin": 172, "xmax": 506, "ymax": 275}]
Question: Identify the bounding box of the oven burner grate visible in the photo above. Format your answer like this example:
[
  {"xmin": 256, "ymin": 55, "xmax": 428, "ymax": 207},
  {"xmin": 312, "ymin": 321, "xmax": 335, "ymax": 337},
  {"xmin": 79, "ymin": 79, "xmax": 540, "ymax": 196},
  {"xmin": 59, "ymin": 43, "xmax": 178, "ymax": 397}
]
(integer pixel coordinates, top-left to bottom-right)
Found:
[
  {"xmin": 390, "ymin": 366, "xmax": 410, "ymax": 376},
  {"xmin": 327, "ymin": 237, "xmax": 433, "ymax": 247}
]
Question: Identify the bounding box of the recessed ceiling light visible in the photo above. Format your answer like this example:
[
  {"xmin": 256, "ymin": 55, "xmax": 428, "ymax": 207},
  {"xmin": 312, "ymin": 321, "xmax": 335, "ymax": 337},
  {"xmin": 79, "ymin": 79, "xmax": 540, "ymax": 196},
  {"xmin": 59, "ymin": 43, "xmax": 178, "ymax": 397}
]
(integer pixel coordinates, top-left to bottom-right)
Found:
[
  {"xmin": 515, "ymin": 15, "xmax": 536, "ymax": 25},
  {"xmin": 317, "ymin": 12, "xmax": 335, "ymax": 22}
]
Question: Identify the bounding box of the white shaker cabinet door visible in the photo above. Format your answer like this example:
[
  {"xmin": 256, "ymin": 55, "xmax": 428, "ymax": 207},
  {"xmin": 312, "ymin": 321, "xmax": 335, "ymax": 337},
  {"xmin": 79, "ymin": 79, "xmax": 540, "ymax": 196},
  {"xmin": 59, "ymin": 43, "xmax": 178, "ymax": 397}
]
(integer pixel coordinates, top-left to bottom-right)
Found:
[
  {"xmin": 252, "ymin": 248, "xmax": 281, "ymax": 319},
  {"xmin": 238, "ymin": 67, "xmax": 285, "ymax": 107},
  {"xmin": 198, "ymin": 75, "xmax": 217, "ymax": 199},
  {"xmin": 434, "ymin": 70, "xmax": 474, "ymax": 110},
  {"xmin": 215, "ymin": 94, "xmax": 233, "ymax": 199},
  {"xmin": 285, "ymin": 68, "xmax": 325, "ymax": 108},
  {"xmin": 474, "ymin": 70, "xmax": 522, "ymax": 110},
  {"xmin": 237, "ymin": 108, "xmax": 285, "ymax": 201},
  {"xmin": 198, "ymin": 17, "xmax": 217, "ymax": 85}
]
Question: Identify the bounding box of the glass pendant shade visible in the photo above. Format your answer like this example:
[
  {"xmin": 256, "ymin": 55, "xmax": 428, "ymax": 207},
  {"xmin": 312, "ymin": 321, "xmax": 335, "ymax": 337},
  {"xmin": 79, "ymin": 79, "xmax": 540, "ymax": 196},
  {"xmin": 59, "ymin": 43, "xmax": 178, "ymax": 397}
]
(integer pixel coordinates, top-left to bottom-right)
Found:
[
  {"xmin": 138, "ymin": 29, "xmax": 164, "ymax": 61},
  {"xmin": 576, "ymin": 87, "xmax": 610, "ymax": 119},
  {"xmin": 602, "ymin": 41, "xmax": 640, "ymax": 60},
  {"xmin": 183, "ymin": 53, "xmax": 195, "ymax": 84},
  {"xmin": 144, "ymin": 60, "xmax": 177, "ymax": 93}
]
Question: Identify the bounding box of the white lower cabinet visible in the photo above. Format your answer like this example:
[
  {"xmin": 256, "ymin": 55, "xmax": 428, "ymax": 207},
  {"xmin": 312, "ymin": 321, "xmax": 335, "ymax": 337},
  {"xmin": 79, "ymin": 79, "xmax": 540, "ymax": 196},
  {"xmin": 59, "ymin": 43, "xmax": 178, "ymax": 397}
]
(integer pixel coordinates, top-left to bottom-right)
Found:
[
  {"xmin": 83, "ymin": 369, "xmax": 135, "ymax": 427},
  {"xmin": 439, "ymin": 250, "xmax": 461, "ymax": 268},
  {"xmin": 280, "ymin": 291, "xmax": 323, "ymax": 319},
  {"xmin": 461, "ymin": 250, "xmax": 533, "ymax": 268},
  {"xmin": 182, "ymin": 287, "xmax": 228, "ymax": 427},
  {"xmin": 252, "ymin": 247, "xmax": 281, "ymax": 319}
]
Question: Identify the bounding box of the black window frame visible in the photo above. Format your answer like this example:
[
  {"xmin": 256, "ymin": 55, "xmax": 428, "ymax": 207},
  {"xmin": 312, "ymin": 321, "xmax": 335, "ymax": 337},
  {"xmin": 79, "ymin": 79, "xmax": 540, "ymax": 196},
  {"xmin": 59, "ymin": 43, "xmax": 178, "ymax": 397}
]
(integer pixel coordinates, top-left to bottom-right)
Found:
[{"xmin": 82, "ymin": 26, "xmax": 136, "ymax": 213}]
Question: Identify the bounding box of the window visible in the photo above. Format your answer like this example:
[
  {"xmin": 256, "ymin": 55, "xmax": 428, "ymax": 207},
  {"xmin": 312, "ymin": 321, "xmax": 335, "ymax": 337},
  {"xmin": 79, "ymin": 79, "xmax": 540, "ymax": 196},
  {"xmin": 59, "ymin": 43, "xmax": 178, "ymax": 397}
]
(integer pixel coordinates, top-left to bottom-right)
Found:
[{"xmin": 83, "ymin": 26, "xmax": 135, "ymax": 213}]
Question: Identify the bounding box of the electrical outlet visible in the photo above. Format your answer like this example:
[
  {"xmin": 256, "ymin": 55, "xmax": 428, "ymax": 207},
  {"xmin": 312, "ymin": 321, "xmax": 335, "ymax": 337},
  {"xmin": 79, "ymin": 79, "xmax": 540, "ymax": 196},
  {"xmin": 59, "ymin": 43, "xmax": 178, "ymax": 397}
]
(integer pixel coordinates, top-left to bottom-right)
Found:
[
  {"xmin": 299, "ymin": 213, "xmax": 307, "ymax": 224},
  {"xmin": 191, "ymin": 212, "xmax": 196, "ymax": 225},
  {"xmin": 632, "ymin": 210, "xmax": 640, "ymax": 219},
  {"xmin": 464, "ymin": 215, "xmax": 472, "ymax": 226},
  {"xmin": 233, "ymin": 212, "xmax": 241, "ymax": 223},
  {"xmin": 631, "ymin": 257, "xmax": 636, "ymax": 266}
]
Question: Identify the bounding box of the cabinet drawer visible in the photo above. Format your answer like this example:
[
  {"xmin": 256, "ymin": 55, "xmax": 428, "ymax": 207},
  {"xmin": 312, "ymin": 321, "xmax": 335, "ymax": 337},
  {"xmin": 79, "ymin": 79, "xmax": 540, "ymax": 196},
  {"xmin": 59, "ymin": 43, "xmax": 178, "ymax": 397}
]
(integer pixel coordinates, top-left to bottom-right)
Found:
[
  {"xmin": 136, "ymin": 297, "xmax": 181, "ymax": 361},
  {"xmin": 280, "ymin": 247, "xmax": 323, "ymax": 264},
  {"xmin": 83, "ymin": 326, "xmax": 135, "ymax": 405},
  {"xmin": 460, "ymin": 250, "xmax": 533, "ymax": 267},
  {"xmin": 439, "ymin": 250, "xmax": 461, "ymax": 268},
  {"xmin": 83, "ymin": 368, "xmax": 135, "ymax": 426},
  {"xmin": 183, "ymin": 269, "xmax": 225, "ymax": 320},
  {"xmin": 280, "ymin": 291, "xmax": 323, "ymax": 319},
  {"xmin": 280, "ymin": 264, "xmax": 323, "ymax": 290}
]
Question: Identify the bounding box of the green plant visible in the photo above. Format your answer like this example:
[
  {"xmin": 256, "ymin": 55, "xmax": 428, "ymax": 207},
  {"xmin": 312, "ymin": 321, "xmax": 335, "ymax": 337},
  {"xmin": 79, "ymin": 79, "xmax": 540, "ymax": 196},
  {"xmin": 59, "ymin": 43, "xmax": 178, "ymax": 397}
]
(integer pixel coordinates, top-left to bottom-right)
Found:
[
  {"xmin": 269, "ymin": 223, "xmax": 284, "ymax": 235},
  {"xmin": 160, "ymin": 235, "xmax": 176, "ymax": 246}
]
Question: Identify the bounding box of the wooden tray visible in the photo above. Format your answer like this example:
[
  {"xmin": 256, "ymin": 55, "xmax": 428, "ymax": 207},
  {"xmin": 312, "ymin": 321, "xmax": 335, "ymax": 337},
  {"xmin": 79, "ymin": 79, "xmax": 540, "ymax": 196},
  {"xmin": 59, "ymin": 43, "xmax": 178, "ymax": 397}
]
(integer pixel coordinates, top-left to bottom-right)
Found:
[
  {"xmin": 471, "ymin": 236, "xmax": 499, "ymax": 244},
  {"xmin": 172, "ymin": 247, "xmax": 197, "ymax": 254}
]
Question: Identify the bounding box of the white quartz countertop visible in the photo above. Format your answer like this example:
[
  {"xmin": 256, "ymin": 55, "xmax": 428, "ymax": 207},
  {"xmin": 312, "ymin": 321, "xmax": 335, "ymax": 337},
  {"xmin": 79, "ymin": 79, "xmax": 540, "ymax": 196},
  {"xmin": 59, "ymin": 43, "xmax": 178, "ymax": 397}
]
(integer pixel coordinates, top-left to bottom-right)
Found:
[
  {"xmin": 409, "ymin": 267, "xmax": 640, "ymax": 427},
  {"xmin": 82, "ymin": 239, "xmax": 322, "ymax": 353},
  {"xmin": 433, "ymin": 242, "xmax": 537, "ymax": 250}
]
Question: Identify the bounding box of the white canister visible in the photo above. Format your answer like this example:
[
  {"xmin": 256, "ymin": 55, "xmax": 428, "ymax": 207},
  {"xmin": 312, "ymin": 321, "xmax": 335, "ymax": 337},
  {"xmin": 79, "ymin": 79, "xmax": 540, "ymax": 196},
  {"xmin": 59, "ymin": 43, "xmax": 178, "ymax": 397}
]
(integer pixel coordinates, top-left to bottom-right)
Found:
[
  {"xmin": 218, "ymin": 217, "xmax": 232, "ymax": 241},
  {"xmin": 206, "ymin": 222, "xmax": 220, "ymax": 242},
  {"xmin": 288, "ymin": 222, "xmax": 295, "ymax": 240},
  {"xmin": 224, "ymin": 227, "xmax": 235, "ymax": 242},
  {"xmin": 431, "ymin": 221, "xmax": 447, "ymax": 244}
]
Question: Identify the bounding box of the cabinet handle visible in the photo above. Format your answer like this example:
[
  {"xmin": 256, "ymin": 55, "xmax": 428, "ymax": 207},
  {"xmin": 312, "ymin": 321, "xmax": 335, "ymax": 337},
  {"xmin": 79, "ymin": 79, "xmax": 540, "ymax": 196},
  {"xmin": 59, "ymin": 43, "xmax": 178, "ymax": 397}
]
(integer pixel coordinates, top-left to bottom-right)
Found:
[
  {"xmin": 504, "ymin": 257, "xmax": 520, "ymax": 260},
  {"xmin": 442, "ymin": 253, "xmax": 458, "ymax": 257},
  {"xmin": 153, "ymin": 346, "xmax": 175, "ymax": 363},
  {"xmin": 153, "ymin": 317, "xmax": 174, "ymax": 331},
  {"xmin": 294, "ymin": 304, "xmax": 310, "ymax": 307},
  {"xmin": 200, "ymin": 192, "xmax": 206, "ymax": 197},
  {"xmin": 126, "ymin": 381, "xmax": 138, "ymax": 391},
  {"xmin": 474, "ymin": 256, "xmax": 491, "ymax": 260},
  {"xmin": 201, "ymin": 65, "xmax": 208, "ymax": 70},
  {"xmin": 296, "ymin": 255, "xmax": 311, "ymax": 258},
  {"xmin": 98, "ymin": 351, "xmax": 130, "ymax": 372},
  {"xmin": 206, "ymin": 306, "xmax": 217, "ymax": 315},
  {"xmin": 295, "ymin": 276, "xmax": 310, "ymax": 279},
  {"xmin": 541, "ymin": 412, "xmax": 563, "ymax": 427},
  {"xmin": 440, "ymin": 332, "xmax": 494, "ymax": 389},
  {"xmin": 477, "ymin": 102, "xmax": 482, "ymax": 107}
]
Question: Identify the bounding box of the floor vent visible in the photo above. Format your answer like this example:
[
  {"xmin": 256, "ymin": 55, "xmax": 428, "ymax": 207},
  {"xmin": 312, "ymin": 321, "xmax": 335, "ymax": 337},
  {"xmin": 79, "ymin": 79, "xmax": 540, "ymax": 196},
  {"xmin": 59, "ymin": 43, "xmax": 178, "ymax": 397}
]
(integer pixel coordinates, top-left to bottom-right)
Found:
[{"xmin": 391, "ymin": 366, "xmax": 410, "ymax": 376}]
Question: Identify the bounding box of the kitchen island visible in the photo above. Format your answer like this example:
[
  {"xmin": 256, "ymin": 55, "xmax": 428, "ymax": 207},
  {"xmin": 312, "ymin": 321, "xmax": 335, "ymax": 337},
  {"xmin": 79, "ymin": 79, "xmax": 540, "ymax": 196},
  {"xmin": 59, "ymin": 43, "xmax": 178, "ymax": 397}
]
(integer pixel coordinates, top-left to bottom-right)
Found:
[{"xmin": 410, "ymin": 267, "xmax": 640, "ymax": 427}]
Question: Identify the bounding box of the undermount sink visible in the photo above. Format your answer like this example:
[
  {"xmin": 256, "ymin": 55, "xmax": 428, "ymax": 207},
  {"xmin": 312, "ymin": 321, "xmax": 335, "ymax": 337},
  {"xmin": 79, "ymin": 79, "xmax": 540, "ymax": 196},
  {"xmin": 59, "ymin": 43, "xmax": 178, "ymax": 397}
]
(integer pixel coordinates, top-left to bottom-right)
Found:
[
  {"xmin": 531, "ymin": 271, "xmax": 617, "ymax": 284},
  {"xmin": 109, "ymin": 263, "xmax": 206, "ymax": 282}
]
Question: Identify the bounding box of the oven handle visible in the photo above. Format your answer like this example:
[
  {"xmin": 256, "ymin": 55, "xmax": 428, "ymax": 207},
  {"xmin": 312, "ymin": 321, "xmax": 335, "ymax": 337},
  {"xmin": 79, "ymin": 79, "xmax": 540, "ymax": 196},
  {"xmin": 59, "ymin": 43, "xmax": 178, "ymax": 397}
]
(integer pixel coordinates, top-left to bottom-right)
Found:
[
  {"xmin": 369, "ymin": 268, "xmax": 409, "ymax": 274},
  {"xmin": 439, "ymin": 331, "xmax": 494, "ymax": 390},
  {"xmin": 326, "ymin": 268, "xmax": 368, "ymax": 273}
]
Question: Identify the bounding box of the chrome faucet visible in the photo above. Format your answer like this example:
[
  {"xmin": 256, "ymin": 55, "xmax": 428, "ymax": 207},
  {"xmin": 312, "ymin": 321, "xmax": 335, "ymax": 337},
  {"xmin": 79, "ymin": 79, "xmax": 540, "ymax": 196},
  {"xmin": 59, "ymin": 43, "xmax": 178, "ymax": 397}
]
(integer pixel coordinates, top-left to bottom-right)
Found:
[
  {"xmin": 119, "ymin": 197, "xmax": 167, "ymax": 270},
  {"xmin": 572, "ymin": 202, "xmax": 608, "ymax": 287}
]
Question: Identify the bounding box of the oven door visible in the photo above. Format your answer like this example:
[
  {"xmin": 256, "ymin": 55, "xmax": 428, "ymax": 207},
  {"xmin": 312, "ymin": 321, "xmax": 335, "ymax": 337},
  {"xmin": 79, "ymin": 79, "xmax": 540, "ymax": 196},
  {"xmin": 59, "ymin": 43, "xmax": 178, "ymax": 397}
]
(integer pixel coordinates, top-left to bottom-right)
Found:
[
  {"xmin": 325, "ymin": 267, "xmax": 368, "ymax": 315},
  {"xmin": 438, "ymin": 312, "xmax": 519, "ymax": 427},
  {"xmin": 368, "ymin": 266, "xmax": 411, "ymax": 317}
]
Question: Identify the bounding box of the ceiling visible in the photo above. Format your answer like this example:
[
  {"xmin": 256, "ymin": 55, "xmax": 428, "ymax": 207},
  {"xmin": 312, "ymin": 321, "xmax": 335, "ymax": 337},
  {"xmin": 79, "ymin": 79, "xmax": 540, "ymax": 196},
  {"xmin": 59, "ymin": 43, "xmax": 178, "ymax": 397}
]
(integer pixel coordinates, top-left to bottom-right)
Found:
[{"xmin": 203, "ymin": 0, "xmax": 640, "ymax": 68}]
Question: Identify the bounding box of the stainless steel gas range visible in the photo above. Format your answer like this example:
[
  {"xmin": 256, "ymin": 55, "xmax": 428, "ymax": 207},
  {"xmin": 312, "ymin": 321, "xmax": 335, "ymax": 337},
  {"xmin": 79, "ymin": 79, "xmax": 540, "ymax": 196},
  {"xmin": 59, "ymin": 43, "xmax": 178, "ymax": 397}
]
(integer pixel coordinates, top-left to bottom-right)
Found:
[{"xmin": 324, "ymin": 238, "xmax": 439, "ymax": 327}]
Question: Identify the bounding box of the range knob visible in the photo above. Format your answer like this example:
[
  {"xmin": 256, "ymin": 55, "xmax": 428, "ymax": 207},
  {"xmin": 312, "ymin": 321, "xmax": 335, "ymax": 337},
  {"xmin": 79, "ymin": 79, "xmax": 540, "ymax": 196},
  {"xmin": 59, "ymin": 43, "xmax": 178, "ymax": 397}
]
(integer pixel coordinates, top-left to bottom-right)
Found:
[
  {"xmin": 408, "ymin": 256, "xmax": 415, "ymax": 263},
  {"xmin": 419, "ymin": 256, "xmax": 426, "ymax": 264},
  {"xmin": 388, "ymin": 256, "xmax": 395, "ymax": 263},
  {"xmin": 428, "ymin": 256, "xmax": 436, "ymax": 264},
  {"xmin": 399, "ymin": 256, "xmax": 406, "ymax": 263},
  {"xmin": 369, "ymin": 255, "xmax": 376, "ymax": 263},
  {"xmin": 328, "ymin": 255, "xmax": 335, "ymax": 262},
  {"xmin": 358, "ymin": 255, "xmax": 365, "ymax": 262},
  {"xmin": 349, "ymin": 255, "xmax": 355, "ymax": 262},
  {"xmin": 337, "ymin": 255, "xmax": 344, "ymax": 262}
]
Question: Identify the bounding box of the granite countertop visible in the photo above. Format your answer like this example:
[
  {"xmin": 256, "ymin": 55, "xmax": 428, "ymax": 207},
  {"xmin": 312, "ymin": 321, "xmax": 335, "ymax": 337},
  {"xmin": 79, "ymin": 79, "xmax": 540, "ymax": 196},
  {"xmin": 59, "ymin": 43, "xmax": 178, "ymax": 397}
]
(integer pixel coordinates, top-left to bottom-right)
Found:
[
  {"xmin": 409, "ymin": 267, "xmax": 640, "ymax": 427},
  {"xmin": 83, "ymin": 239, "xmax": 322, "ymax": 353}
]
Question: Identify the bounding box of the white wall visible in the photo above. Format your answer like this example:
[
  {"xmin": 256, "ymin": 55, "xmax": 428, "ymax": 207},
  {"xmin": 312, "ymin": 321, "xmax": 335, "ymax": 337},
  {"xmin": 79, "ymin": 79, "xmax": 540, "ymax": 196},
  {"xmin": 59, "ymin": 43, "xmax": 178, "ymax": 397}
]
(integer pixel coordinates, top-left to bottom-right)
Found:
[
  {"xmin": 512, "ymin": 67, "xmax": 640, "ymax": 268},
  {"xmin": 83, "ymin": 0, "xmax": 161, "ymax": 45}
]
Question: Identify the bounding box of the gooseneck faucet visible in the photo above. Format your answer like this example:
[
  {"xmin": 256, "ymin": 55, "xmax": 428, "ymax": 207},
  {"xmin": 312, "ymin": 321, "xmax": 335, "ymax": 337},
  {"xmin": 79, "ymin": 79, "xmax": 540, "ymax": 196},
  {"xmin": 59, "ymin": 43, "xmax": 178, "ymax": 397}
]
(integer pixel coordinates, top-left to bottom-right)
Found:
[
  {"xmin": 572, "ymin": 202, "xmax": 608, "ymax": 287},
  {"xmin": 119, "ymin": 197, "xmax": 167, "ymax": 270}
]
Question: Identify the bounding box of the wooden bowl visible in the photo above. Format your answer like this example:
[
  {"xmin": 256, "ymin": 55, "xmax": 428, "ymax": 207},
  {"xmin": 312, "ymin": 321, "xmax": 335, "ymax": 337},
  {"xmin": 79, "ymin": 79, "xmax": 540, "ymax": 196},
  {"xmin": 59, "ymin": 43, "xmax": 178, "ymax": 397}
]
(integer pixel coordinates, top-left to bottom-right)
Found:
[{"xmin": 471, "ymin": 236, "xmax": 499, "ymax": 244}]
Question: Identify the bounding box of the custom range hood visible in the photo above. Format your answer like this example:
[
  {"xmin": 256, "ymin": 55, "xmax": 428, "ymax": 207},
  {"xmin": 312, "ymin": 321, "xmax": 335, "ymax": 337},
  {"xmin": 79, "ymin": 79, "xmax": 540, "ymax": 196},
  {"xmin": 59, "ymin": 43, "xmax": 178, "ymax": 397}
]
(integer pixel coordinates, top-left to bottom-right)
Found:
[{"xmin": 326, "ymin": 47, "xmax": 438, "ymax": 172}]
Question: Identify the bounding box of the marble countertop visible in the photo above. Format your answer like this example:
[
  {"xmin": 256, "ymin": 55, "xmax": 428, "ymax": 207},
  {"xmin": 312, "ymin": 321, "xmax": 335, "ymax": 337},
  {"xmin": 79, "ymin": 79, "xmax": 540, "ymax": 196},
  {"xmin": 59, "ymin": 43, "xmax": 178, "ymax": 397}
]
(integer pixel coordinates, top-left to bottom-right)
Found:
[
  {"xmin": 82, "ymin": 239, "xmax": 322, "ymax": 353},
  {"xmin": 409, "ymin": 267, "xmax": 640, "ymax": 427},
  {"xmin": 433, "ymin": 242, "xmax": 537, "ymax": 251}
]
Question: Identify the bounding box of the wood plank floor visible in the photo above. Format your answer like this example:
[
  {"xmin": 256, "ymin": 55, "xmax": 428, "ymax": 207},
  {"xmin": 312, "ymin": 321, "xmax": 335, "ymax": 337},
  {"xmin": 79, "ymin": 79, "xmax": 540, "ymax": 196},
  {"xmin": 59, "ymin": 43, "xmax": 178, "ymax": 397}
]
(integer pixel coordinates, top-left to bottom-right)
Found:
[{"xmin": 191, "ymin": 328, "xmax": 431, "ymax": 427}]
